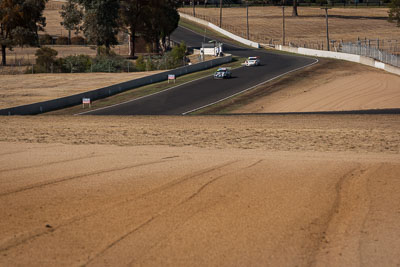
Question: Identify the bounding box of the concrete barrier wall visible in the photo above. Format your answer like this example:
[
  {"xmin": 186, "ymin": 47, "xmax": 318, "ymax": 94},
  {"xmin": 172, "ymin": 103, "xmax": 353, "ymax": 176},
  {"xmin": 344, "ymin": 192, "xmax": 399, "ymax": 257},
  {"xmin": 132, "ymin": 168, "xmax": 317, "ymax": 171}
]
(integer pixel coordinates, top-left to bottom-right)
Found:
[
  {"xmin": 275, "ymin": 45, "xmax": 400, "ymax": 76},
  {"xmin": 298, "ymin": 47, "xmax": 361, "ymax": 62},
  {"xmin": 384, "ymin": 63, "xmax": 400, "ymax": 75},
  {"xmin": 179, "ymin": 13, "xmax": 260, "ymax": 48},
  {"xmin": 0, "ymin": 55, "xmax": 232, "ymax": 115},
  {"xmin": 180, "ymin": 13, "xmax": 209, "ymax": 27}
]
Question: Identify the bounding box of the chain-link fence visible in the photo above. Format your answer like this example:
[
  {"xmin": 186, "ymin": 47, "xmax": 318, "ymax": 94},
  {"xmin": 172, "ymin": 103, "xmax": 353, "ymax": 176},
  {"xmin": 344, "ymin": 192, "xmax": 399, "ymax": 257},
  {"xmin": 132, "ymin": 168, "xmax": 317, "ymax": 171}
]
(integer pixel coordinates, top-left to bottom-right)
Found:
[{"xmin": 340, "ymin": 42, "xmax": 400, "ymax": 67}]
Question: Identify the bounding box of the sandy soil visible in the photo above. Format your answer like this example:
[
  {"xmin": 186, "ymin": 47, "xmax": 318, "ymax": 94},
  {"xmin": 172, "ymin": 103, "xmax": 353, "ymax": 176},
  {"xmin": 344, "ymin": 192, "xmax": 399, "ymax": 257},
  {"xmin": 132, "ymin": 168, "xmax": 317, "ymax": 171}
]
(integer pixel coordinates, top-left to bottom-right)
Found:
[
  {"xmin": 1, "ymin": 3, "xmax": 400, "ymax": 265},
  {"xmin": 0, "ymin": 115, "xmax": 399, "ymax": 266},
  {"xmin": 0, "ymin": 71, "xmax": 162, "ymax": 109},
  {"xmin": 232, "ymin": 59, "xmax": 400, "ymax": 113},
  {"xmin": 181, "ymin": 6, "xmax": 400, "ymax": 52}
]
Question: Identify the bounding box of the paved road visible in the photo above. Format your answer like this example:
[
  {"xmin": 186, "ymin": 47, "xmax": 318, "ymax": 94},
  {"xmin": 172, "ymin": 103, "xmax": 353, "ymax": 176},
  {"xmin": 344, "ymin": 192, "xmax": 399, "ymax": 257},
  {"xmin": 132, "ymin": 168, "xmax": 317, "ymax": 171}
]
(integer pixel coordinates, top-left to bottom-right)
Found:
[{"xmin": 83, "ymin": 26, "xmax": 317, "ymax": 115}]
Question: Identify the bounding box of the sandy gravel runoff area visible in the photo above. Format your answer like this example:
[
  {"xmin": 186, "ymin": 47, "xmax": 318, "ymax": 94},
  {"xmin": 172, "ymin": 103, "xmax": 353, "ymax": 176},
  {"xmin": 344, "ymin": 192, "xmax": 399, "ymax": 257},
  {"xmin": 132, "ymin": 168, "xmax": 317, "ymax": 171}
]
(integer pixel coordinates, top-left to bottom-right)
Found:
[
  {"xmin": 251, "ymin": 70, "xmax": 400, "ymax": 112},
  {"xmin": 1, "ymin": 115, "xmax": 400, "ymax": 266},
  {"xmin": 231, "ymin": 59, "xmax": 400, "ymax": 113}
]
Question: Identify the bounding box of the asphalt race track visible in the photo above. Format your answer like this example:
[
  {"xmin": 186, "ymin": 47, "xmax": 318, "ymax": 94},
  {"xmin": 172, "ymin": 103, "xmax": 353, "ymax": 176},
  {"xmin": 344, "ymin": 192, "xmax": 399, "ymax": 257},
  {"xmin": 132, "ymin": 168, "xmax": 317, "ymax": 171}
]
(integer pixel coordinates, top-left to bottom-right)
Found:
[{"xmin": 82, "ymin": 26, "xmax": 317, "ymax": 115}]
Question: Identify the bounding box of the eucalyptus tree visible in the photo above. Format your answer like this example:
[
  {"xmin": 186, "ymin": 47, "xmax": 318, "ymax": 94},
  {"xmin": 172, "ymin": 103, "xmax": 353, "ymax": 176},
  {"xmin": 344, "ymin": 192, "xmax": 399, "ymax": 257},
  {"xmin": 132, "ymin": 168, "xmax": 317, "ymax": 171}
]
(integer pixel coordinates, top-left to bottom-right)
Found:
[
  {"xmin": 119, "ymin": 0, "xmax": 148, "ymax": 58},
  {"xmin": 141, "ymin": 0, "xmax": 179, "ymax": 54},
  {"xmin": 0, "ymin": 0, "xmax": 47, "ymax": 65},
  {"xmin": 389, "ymin": 0, "xmax": 400, "ymax": 26},
  {"xmin": 60, "ymin": 0, "xmax": 83, "ymax": 44},
  {"xmin": 159, "ymin": 0, "xmax": 180, "ymax": 52},
  {"xmin": 78, "ymin": 0, "xmax": 120, "ymax": 55}
]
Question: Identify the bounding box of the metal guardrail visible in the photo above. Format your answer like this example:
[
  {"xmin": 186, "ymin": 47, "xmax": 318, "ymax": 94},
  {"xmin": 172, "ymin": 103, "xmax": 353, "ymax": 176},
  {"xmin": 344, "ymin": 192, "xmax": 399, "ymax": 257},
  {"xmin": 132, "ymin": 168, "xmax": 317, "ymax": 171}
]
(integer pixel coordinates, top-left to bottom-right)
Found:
[{"xmin": 340, "ymin": 43, "xmax": 400, "ymax": 68}]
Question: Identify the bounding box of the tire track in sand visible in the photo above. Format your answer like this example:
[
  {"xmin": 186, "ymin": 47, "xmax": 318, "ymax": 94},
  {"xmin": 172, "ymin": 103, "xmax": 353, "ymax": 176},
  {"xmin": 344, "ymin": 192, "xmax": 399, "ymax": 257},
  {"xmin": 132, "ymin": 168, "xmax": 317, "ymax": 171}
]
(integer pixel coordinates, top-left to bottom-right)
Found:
[
  {"xmin": 0, "ymin": 159, "xmax": 171, "ymax": 197},
  {"xmin": 311, "ymin": 163, "xmax": 382, "ymax": 267},
  {"xmin": 0, "ymin": 144, "xmax": 63, "ymax": 157},
  {"xmin": 0, "ymin": 154, "xmax": 101, "ymax": 173},
  {"xmin": 0, "ymin": 160, "xmax": 237, "ymax": 254},
  {"xmin": 84, "ymin": 160, "xmax": 264, "ymax": 267},
  {"xmin": 124, "ymin": 159, "xmax": 265, "ymax": 267}
]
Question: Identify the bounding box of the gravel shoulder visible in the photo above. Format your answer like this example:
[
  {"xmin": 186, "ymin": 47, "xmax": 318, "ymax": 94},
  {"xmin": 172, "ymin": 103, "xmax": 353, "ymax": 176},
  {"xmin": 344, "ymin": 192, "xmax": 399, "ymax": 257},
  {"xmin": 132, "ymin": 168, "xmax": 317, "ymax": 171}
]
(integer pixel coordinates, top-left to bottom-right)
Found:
[
  {"xmin": 0, "ymin": 115, "xmax": 399, "ymax": 266},
  {"xmin": 233, "ymin": 59, "xmax": 400, "ymax": 113}
]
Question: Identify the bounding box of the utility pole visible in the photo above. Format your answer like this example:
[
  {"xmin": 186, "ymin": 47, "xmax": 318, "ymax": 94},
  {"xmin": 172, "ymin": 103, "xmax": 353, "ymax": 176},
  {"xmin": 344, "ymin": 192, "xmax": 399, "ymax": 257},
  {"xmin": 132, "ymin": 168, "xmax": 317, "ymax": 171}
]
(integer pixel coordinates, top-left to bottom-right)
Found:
[
  {"xmin": 321, "ymin": 7, "xmax": 331, "ymax": 51},
  {"xmin": 246, "ymin": 1, "xmax": 249, "ymax": 39},
  {"xmin": 282, "ymin": 6, "xmax": 286, "ymax": 46},
  {"xmin": 193, "ymin": 0, "xmax": 195, "ymax": 17},
  {"xmin": 219, "ymin": 0, "xmax": 223, "ymax": 27}
]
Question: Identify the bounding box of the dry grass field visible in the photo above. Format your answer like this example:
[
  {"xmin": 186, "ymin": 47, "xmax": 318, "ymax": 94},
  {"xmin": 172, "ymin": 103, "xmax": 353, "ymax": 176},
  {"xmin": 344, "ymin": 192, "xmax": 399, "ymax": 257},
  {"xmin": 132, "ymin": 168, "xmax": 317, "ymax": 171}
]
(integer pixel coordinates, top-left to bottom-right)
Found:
[
  {"xmin": 0, "ymin": 71, "xmax": 162, "ymax": 109},
  {"xmin": 43, "ymin": 0, "xmax": 70, "ymax": 37},
  {"xmin": 0, "ymin": 115, "xmax": 399, "ymax": 266},
  {"xmin": 4, "ymin": 45, "xmax": 111, "ymax": 66},
  {"xmin": 180, "ymin": 6, "xmax": 400, "ymax": 52}
]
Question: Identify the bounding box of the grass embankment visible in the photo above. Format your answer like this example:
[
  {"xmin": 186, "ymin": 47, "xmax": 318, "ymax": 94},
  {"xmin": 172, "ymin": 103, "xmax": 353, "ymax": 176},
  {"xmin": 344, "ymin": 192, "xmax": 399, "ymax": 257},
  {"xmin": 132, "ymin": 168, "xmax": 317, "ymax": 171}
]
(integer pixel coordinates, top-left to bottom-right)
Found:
[{"xmin": 47, "ymin": 57, "xmax": 245, "ymax": 115}]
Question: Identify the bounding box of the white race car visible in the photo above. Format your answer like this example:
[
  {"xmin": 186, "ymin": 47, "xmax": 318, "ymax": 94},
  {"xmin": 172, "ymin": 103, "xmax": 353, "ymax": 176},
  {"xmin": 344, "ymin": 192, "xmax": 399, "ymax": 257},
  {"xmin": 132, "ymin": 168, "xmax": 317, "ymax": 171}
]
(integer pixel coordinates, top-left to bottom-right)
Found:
[
  {"xmin": 243, "ymin": 57, "xmax": 260, "ymax": 66},
  {"xmin": 214, "ymin": 67, "xmax": 232, "ymax": 79}
]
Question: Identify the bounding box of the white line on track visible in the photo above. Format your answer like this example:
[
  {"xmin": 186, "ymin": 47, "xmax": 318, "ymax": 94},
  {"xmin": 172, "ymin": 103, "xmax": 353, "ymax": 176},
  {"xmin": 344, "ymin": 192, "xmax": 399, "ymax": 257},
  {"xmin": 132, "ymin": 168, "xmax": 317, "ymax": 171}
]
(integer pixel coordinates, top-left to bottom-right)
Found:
[
  {"xmin": 75, "ymin": 75, "xmax": 213, "ymax": 115},
  {"xmin": 75, "ymin": 65, "xmax": 244, "ymax": 115},
  {"xmin": 76, "ymin": 26, "xmax": 242, "ymax": 115},
  {"xmin": 181, "ymin": 58, "xmax": 319, "ymax": 115}
]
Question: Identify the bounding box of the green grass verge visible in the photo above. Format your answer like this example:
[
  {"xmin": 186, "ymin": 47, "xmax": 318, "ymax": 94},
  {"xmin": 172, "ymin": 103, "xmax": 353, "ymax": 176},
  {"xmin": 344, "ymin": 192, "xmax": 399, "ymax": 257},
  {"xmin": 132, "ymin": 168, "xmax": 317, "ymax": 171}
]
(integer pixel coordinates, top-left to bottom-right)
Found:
[{"xmin": 45, "ymin": 57, "xmax": 245, "ymax": 115}]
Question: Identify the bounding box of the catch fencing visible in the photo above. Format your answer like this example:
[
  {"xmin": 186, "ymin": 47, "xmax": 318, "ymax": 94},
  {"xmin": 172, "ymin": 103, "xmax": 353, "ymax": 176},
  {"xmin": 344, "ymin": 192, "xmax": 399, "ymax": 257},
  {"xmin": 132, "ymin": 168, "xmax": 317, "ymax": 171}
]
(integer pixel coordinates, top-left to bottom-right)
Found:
[{"xmin": 340, "ymin": 42, "xmax": 400, "ymax": 68}]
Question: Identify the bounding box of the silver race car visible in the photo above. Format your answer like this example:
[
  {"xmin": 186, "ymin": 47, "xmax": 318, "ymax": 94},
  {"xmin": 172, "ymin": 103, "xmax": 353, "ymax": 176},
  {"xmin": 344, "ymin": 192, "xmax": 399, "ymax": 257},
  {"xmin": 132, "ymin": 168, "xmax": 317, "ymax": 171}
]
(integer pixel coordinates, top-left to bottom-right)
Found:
[{"xmin": 214, "ymin": 67, "xmax": 232, "ymax": 79}]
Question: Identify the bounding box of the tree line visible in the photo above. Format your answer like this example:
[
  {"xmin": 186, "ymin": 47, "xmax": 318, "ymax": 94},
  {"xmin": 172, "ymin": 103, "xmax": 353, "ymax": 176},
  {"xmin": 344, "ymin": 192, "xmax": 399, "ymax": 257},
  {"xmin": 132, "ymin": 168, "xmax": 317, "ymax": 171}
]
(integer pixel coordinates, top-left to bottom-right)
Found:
[
  {"xmin": 2, "ymin": 0, "xmax": 400, "ymax": 66},
  {"xmin": 0, "ymin": 0, "xmax": 180, "ymax": 66}
]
